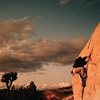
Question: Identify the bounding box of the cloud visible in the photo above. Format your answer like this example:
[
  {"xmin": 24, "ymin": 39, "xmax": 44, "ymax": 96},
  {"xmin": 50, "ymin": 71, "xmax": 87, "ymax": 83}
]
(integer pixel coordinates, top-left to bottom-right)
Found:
[
  {"xmin": 0, "ymin": 17, "xmax": 35, "ymax": 42},
  {"xmin": 73, "ymin": 0, "xmax": 100, "ymax": 9},
  {"xmin": 0, "ymin": 18, "xmax": 86, "ymax": 72},
  {"xmin": 0, "ymin": 38, "xmax": 85, "ymax": 72},
  {"xmin": 38, "ymin": 82, "xmax": 70, "ymax": 89},
  {"xmin": 59, "ymin": 0, "xmax": 70, "ymax": 5},
  {"xmin": 59, "ymin": 0, "xmax": 100, "ymax": 9}
]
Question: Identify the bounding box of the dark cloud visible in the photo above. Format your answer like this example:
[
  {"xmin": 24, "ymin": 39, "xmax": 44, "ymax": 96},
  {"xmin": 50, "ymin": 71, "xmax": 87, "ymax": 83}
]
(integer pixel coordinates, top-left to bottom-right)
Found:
[
  {"xmin": 0, "ymin": 38, "xmax": 85, "ymax": 72},
  {"xmin": 73, "ymin": 0, "xmax": 100, "ymax": 9},
  {"xmin": 59, "ymin": 0, "xmax": 100, "ymax": 10}
]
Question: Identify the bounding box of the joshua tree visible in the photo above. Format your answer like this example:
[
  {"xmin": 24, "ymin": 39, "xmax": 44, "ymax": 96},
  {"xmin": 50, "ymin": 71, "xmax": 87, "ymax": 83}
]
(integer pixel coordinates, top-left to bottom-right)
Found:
[{"xmin": 1, "ymin": 72, "xmax": 18, "ymax": 90}]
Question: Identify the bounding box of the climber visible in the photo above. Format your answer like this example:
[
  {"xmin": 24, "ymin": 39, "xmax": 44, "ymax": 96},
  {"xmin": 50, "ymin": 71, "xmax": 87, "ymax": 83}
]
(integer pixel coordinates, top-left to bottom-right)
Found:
[{"xmin": 71, "ymin": 56, "xmax": 89, "ymax": 87}]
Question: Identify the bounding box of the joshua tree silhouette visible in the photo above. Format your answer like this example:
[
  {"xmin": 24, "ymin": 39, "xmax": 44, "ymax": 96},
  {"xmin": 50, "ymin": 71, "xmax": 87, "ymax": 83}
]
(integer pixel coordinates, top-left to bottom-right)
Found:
[{"xmin": 1, "ymin": 72, "xmax": 18, "ymax": 90}]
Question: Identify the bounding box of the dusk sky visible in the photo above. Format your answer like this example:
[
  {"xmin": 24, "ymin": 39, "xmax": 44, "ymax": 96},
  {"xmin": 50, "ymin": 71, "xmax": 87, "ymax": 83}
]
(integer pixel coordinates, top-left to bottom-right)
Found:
[{"xmin": 0, "ymin": 0, "xmax": 100, "ymax": 88}]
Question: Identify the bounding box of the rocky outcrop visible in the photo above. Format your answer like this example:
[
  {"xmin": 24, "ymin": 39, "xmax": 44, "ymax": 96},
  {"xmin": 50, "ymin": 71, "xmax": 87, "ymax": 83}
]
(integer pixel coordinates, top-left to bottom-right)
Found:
[{"xmin": 72, "ymin": 23, "xmax": 100, "ymax": 100}]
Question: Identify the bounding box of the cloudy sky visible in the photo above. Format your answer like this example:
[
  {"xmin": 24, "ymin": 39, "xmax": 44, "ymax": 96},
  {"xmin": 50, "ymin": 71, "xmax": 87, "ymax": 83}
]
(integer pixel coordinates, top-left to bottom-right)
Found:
[{"xmin": 0, "ymin": 0, "xmax": 100, "ymax": 88}]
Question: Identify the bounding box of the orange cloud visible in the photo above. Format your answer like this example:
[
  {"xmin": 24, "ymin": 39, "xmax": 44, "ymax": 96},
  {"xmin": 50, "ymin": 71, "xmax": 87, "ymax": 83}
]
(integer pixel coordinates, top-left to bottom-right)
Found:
[{"xmin": 0, "ymin": 18, "xmax": 35, "ymax": 42}]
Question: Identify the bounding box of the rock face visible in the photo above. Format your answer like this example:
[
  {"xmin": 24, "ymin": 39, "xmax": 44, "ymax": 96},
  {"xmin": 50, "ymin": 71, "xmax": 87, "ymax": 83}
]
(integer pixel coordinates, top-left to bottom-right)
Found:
[{"xmin": 72, "ymin": 23, "xmax": 100, "ymax": 100}]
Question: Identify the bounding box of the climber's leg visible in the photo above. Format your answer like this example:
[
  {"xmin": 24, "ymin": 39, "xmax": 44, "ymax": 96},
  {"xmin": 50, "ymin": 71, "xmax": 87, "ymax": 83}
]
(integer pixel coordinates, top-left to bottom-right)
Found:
[{"xmin": 80, "ymin": 68, "xmax": 87, "ymax": 87}]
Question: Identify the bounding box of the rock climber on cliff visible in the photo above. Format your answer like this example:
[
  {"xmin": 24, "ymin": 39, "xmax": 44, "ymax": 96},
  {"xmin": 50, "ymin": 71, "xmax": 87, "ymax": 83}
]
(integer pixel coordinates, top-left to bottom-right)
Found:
[
  {"xmin": 71, "ymin": 56, "xmax": 89, "ymax": 87},
  {"xmin": 71, "ymin": 56, "xmax": 89, "ymax": 100}
]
